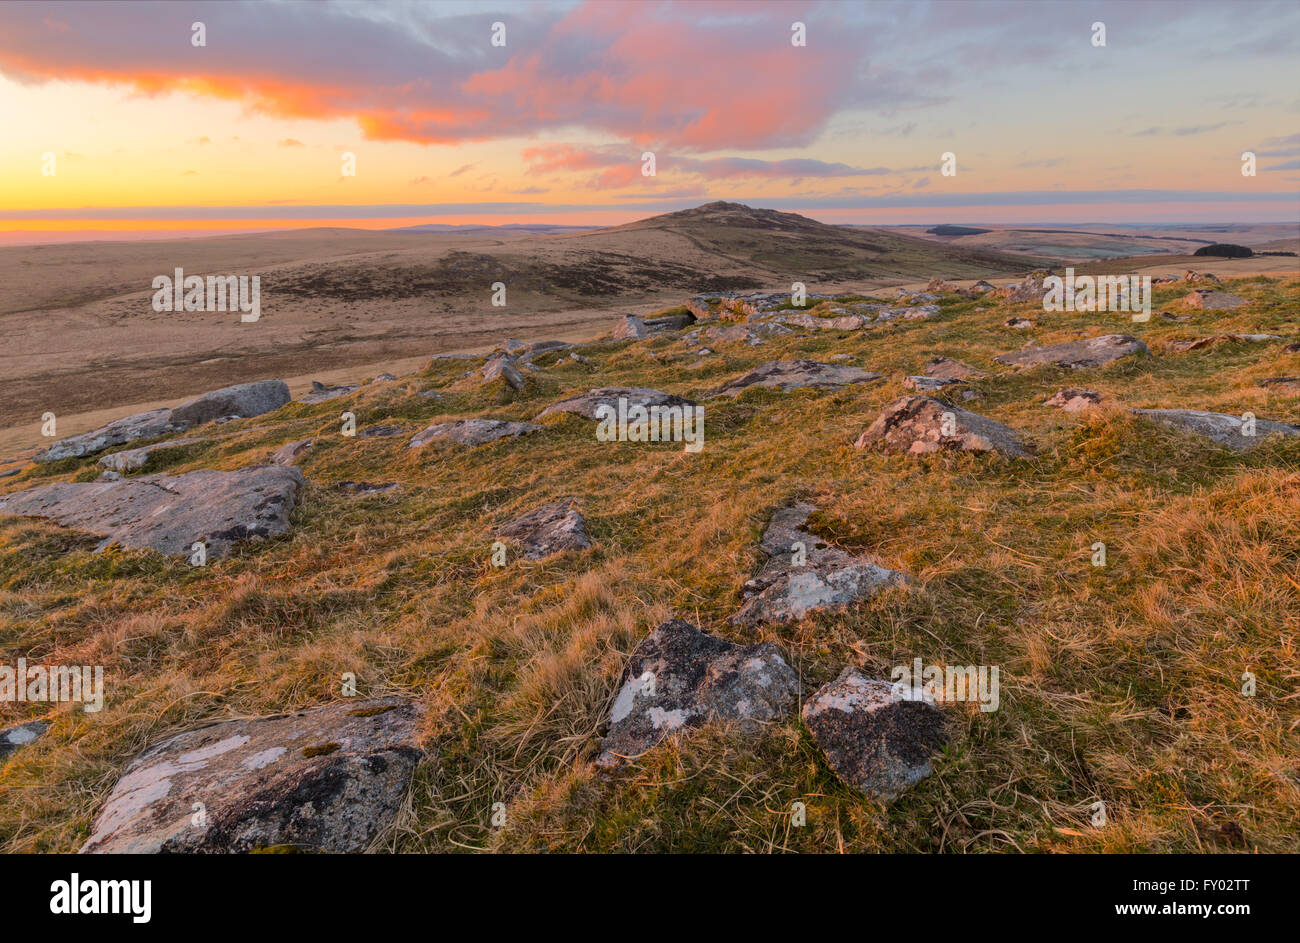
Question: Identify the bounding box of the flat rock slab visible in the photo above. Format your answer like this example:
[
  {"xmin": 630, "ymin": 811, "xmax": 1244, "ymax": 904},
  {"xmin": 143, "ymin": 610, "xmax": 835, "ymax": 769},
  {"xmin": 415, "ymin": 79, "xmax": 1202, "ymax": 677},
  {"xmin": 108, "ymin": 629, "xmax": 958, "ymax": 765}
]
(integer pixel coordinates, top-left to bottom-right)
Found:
[
  {"xmin": 495, "ymin": 500, "xmax": 591, "ymax": 560},
  {"xmin": 37, "ymin": 408, "xmax": 182, "ymax": 463},
  {"xmin": 782, "ymin": 312, "xmax": 872, "ymax": 331},
  {"xmin": 81, "ymin": 697, "xmax": 424, "ymax": 853},
  {"xmin": 0, "ymin": 466, "xmax": 303, "ymax": 558},
  {"xmin": 1045, "ymin": 389, "xmax": 1103, "ymax": 412},
  {"xmin": 408, "ymin": 418, "xmax": 542, "ymax": 449},
  {"xmin": 299, "ymin": 381, "xmax": 358, "ymax": 404},
  {"xmin": 173, "ymin": 379, "xmax": 291, "ymax": 424},
  {"xmin": 98, "ymin": 438, "xmax": 204, "ymax": 473},
  {"xmin": 994, "ymin": 334, "xmax": 1149, "ymax": 369},
  {"xmin": 803, "ymin": 668, "xmax": 946, "ymax": 802},
  {"xmin": 1133, "ymin": 409, "xmax": 1300, "ymax": 451},
  {"xmin": 0, "ymin": 720, "xmax": 47, "ymax": 761},
  {"xmin": 710, "ymin": 360, "xmax": 881, "ymax": 397},
  {"xmin": 1183, "ymin": 290, "xmax": 1246, "ymax": 309},
  {"xmin": 733, "ymin": 503, "xmax": 907, "ymax": 626},
  {"xmin": 597, "ymin": 619, "xmax": 798, "ymax": 768},
  {"xmin": 855, "ymin": 395, "xmax": 1032, "ymax": 457},
  {"xmin": 537, "ymin": 387, "xmax": 696, "ymax": 420}
]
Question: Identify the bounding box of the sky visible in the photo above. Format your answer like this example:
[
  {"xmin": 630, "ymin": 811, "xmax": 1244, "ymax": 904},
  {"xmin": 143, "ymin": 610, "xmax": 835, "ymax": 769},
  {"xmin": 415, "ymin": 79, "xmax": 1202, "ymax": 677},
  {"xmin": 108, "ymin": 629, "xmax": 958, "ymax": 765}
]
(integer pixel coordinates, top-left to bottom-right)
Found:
[{"xmin": 1, "ymin": 0, "xmax": 1298, "ymax": 243}]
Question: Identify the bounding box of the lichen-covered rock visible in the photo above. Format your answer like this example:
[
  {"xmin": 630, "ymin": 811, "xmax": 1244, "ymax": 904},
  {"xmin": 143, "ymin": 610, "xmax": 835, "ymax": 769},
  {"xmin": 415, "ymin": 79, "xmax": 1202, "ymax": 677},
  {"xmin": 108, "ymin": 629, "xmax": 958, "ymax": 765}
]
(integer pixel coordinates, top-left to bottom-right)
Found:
[
  {"xmin": 495, "ymin": 500, "xmax": 591, "ymax": 559},
  {"xmin": 172, "ymin": 379, "xmax": 291, "ymax": 424},
  {"xmin": 732, "ymin": 503, "xmax": 906, "ymax": 626},
  {"xmin": 994, "ymin": 334, "xmax": 1149, "ymax": 369},
  {"xmin": 36, "ymin": 408, "xmax": 182, "ymax": 463},
  {"xmin": 710, "ymin": 360, "xmax": 881, "ymax": 397},
  {"xmin": 854, "ymin": 395, "xmax": 1031, "ymax": 457},
  {"xmin": 408, "ymin": 419, "xmax": 541, "ymax": 449},
  {"xmin": 98, "ymin": 438, "xmax": 204, "ymax": 473},
  {"xmin": 1044, "ymin": 389, "xmax": 1103, "ymax": 412},
  {"xmin": 1133, "ymin": 409, "xmax": 1300, "ymax": 451},
  {"xmin": 0, "ymin": 466, "xmax": 303, "ymax": 558},
  {"xmin": 597, "ymin": 620, "xmax": 798, "ymax": 767},
  {"xmin": 782, "ymin": 312, "xmax": 872, "ymax": 331},
  {"xmin": 80, "ymin": 697, "xmax": 424, "ymax": 853},
  {"xmin": 803, "ymin": 668, "xmax": 947, "ymax": 802},
  {"xmin": 0, "ymin": 720, "xmax": 47, "ymax": 761},
  {"xmin": 537, "ymin": 386, "xmax": 695, "ymax": 420}
]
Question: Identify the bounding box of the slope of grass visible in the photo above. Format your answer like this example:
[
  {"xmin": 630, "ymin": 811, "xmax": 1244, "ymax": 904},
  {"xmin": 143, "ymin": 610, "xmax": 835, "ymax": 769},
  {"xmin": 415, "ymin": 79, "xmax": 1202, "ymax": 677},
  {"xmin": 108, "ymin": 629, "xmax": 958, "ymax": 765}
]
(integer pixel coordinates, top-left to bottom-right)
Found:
[{"xmin": 0, "ymin": 276, "xmax": 1297, "ymax": 853}]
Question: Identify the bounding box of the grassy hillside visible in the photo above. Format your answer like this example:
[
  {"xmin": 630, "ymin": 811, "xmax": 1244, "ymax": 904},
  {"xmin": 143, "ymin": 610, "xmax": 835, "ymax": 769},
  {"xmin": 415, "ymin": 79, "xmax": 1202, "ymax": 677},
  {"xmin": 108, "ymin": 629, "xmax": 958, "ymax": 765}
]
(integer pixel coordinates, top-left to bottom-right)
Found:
[{"xmin": 1, "ymin": 275, "xmax": 1297, "ymax": 853}]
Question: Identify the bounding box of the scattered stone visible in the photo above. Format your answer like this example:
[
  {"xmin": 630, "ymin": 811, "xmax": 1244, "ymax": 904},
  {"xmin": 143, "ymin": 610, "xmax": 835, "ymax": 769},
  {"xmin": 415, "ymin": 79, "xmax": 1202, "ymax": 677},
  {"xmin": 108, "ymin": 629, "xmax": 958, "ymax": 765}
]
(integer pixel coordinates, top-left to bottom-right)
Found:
[
  {"xmin": 1183, "ymin": 270, "xmax": 1221, "ymax": 284},
  {"xmin": 335, "ymin": 481, "xmax": 401, "ymax": 495},
  {"xmin": 538, "ymin": 387, "xmax": 696, "ymax": 420},
  {"xmin": 495, "ymin": 500, "xmax": 590, "ymax": 560},
  {"xmin": 272, "ymin": 439, "xmax": 313, "ymax": 466},
  {"xmin": 1005, "ymin": 317, "xmax": 1033, "ymax": 329},
  {"xmin": 97, "ymin": 470, "xmax": 122, "ymax": 482},
  {"xmin": 515, "ymin": 340, "xmax": 572, "ymax": 362},
  {"xmin": 1167, "ymin": 333, "xmax": 1282, "ymax": 353},
  {"xmin": 408, "ymin": 419, "xmax": 541, "ymax": 449},
  {"xmin": 97, "ymin": 438, "xmax": 203, "ymax": 474},
  {"xmin": 0, "ymin": 465, "xmax": 303, "ymax": 559},
  {"xmin": 926, "ymin": 278, "xmax": 956, "ymax": 292},
  {"xmin": 1259, "ymin": 376, "xmax": 1300, "ymax": 393},
  {"xmin": 645, "ymin": 312, "xmax": 696, "ymax": 333},
  {"xmin": 854, "ymin": 395, "xmax": 1032, "ymax": 458},
  {"xmin": 416, "ymin": 390, "xmax": 444, "ymax": 399},
  {"xmin": 685, "ymin": 298, "xmax": 713, "ymax": 321},
  {"xmin": 481, "ymin": 354, "xmax": 526, "ymax": 390},
  {"xmin": 710, "ymin": 360, "xmax": 881, "ymax": 397},
  {"xmin": 1045, "ymin": 389, "xmax": 1103, "ymax": 412},
  {"xmin": 613, "ymin": 315, "xmax": 649, "ymax": 340},
  {"xmin": 36, "ymin": 408, "xmax": 181, "ymax": 463},
  {"xmin": 1183, "ymin": 289, "xmax": 1246, "ymax": 310},
  {"xmin": 994, "ymin": 334, "xmax": 1149, "ymax": 369},
  {"xmin": 172, "ymin": 380, "xmax": 292, "ymax": 424},
  {"xmin": 782, "ymin": 311, "xmax": 871, "ymax": 331},
  {"xmin": 569, "ymin": 352, "xmax": 593, "ymax": 366},
  {"xmin": 80, "ymin": 697, "xmax": 424, "ymax": 853},
  {"xmin": 0, "ymin": 720, "xmax": 47, "ymax": 761},
  {"xmin": 1286, "ymin": 343, "xmax": 1300, "ymax": 354},
  {"xmin": 372, "ymin": 373, "xmax": 398, "ymax": 383},
  {"xmin": 925, "ymin": 357, "xmax": 984, "ymax": 381},
  {"xmin": 803, "ymin": 668, "xmax": 946, "ymax": 802},
  {"xmin": 1133, "ymin": 409, "xmax": 1300, "ymax": 451},
  {"xmin": 992, "ymin": 272, "xmax": 1051, "ymax": 303},
  {"xmin": 904, "ymin": 375, "xmax": 958, "ymax": 391},
  {"xmin": 357, "ymin": 425, "xmax": 405, "ymax": 439},
  {"xmin": 596, "ymin": 620, "xmax": 798, "ymax": 768},
  {"xmin": 876, "ymin": 304, "xmax": 938, "ymax": 322},
  {"xmin": 299, "ymin": 381, "xmax": 357, "ymax": 405},
  {"xmin": 732, "ymin": 503, "xmax": 907, "ymax": 626},
  {"xmin": 1160, "ymin": 311, "xmax": 1191, "ymax": 322},
  {"xmin": 970, "ymin": 280, "xmax": 996, "ymax": 294}
]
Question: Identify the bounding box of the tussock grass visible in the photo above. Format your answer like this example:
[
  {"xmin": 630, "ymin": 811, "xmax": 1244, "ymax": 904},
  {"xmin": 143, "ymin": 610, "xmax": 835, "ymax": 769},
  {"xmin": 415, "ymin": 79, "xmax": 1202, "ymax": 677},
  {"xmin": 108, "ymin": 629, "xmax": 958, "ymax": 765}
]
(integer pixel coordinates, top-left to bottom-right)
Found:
[{"xmin": 0, "ymin": 276, "xmax": 1297, "ymax": 853}]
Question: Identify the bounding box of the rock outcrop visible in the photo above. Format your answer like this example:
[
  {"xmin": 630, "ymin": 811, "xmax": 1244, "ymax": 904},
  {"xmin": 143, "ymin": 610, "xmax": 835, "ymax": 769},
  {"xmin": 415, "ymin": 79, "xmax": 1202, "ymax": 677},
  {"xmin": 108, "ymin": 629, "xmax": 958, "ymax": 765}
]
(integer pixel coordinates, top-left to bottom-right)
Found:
[
  {"xmin": 36, "ymin": 409, "xmax": 181, "ymax": 463},
  {"xmin": 271, "ymin": 439, "xmax": 313, "ymax": 466},
  {"xmin": 299, "ymin": 381, "xmax": 358, "ymax": 404},
  {"xmin": 854, "ymin": 396, "xmax": 1031, "ymax": 457},
  {"xmin": 1044, "ymin": 389, "xmax": 1103, "ymax": 412},
  {"xmin": 1183, "ymin": 289, "xmax": 1246, "ymax": 310},
  {"xmin": 613, "ymin": 315, "xmax": 649, "ymax": 340},
  {"xmin": 803, "ymin": 668, "xmax": 946, "ymax": 802},
  {"xmin": 80, "ymin": 697, "xmax": 424, "ymax": 853},
  {"xmin": 0, "ymin": 466, "xmax": 303, "ymax": 558},
  {"xmin": 732, "ymin": 503, "xmax": 906, "ymax": 625},
  {"xmin": 597, "ymin": 620, "xmax": 799, "ymax": 767},
  {"xmin": 495, "ymin": 500, "xmax": 591, "ymax": 559},
  {"xmin": 710, "ymin": 360, "xmax": 881, "ymax": 397},
  {"xmin": 994, "ymin": 334, "xmax": 1149, "ymax": 369},
  {"xmin": 481, "ymin": 354, "xmax": 526, "ymax": 390},
  {"xmin": 98, "ymin": 438, "xmax": 203, "ymax": 474},
  {"xmin": 408, "ymin": 419, "xmax": 541, "ymax": 449},
  {"xmin": 173, "ymin": 379, "xmax": 291, "ymax": 424},
  {"xmin": 537, "ymin": 387, "xmax": 696, "ymax": 420}
]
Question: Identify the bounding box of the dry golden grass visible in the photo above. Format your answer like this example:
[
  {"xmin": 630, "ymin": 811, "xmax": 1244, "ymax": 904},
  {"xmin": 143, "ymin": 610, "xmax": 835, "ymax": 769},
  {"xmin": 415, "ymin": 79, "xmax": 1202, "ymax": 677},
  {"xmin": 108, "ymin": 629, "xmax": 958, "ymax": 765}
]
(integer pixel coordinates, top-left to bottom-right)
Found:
[{"xmin": 1, "ymin": 275, "xmax": 1297, "ymax": 853}]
